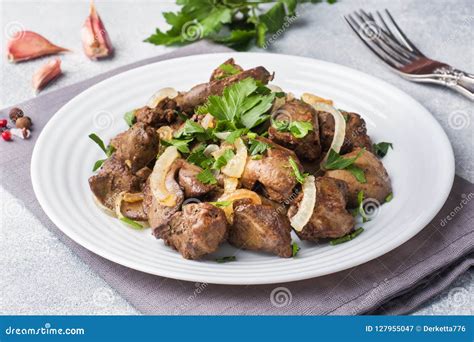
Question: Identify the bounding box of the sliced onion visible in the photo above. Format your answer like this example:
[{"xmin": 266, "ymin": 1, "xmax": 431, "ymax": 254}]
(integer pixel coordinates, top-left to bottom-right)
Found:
[
  {"xmin": 114, "ymin": 191, "xmax": 127, "ymax": 219},
  {"xmin": 93, "ymin": 195, "xmax": 115, "ymax": 217},
  {"xmin": 306, "ymin": 102, "xmax": 346, "ymax": 155},
  {"xmin": 217, "ymin": 189, "xmax": 262, "ymax": 223},
  {"xmin": 200, "ymin": 113, "xmax": 215, "ymax": 129},
  {"xmin": 289, "ymin": 175, "xmax": 316, "ymax": 232},
  {"xmin": 149, "ymin": 146, "xmax": 180, "ymax": 206},
  {"xmin": 214, "ymin": 131, "xmax": 231, "ymax": 140},
  {"xmin": 203, "ymin": 144, "xmax": 220, "ymax": 157},
  {"xmin": 221, "ymin": 138, "xmax": 247, "ymax": 178},
  {"xmin": 157, "ymin": 126, "xmax": 174, "ymax": 141},
  {"xmin": 268, "ymin": 85, "xmax": 285, "ymax": 111},
  {"xmin": 301, "ymin": 92, "xmax": 334, "ymax": 106},
  {"xmin": 147, "ymin": 87, "xmax": 178, "ymax": 109},
  {"xmin": 223, "ymin": 177, "xmax": 239, "ymax": 193}
]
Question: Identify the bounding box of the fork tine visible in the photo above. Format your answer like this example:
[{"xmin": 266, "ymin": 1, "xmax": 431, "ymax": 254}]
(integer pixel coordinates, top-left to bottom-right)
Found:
[
  {"xmin": 384, "ymin": 9, "xmax": 425, "ymax": 57},
  {"xmin": 344, "ymin": 14, "xmax": 401, "ymax": 70},
  {"xmin": 359, "ymin": 9, "xmax": 418, "ymax": 61},
  {"xmin": 352, "ymin": 11, "xmax": 412, "ymax": 65}
]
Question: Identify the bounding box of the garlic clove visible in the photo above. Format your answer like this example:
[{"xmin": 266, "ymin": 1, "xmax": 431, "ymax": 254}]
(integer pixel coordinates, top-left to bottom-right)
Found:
[
  {"xmin": 10, "ymin": 128, "xmax": 31, "ymax": 139},
  {"xmin": 32, "ymin": 58, "xmax": 62, "ymax": 93},
  {"xmin": 81, "ymin": 1, "xmax": 113, "ymax": 60},
  {"xmin": 7, "ymin": 31, "xmax": 69, "ymax": 63}
]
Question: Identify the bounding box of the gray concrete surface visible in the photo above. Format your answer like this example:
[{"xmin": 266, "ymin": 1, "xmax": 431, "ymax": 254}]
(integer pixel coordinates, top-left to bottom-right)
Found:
[{"xmin": 0, "ymin": 0, "xmax": 472, "ymax": 315}]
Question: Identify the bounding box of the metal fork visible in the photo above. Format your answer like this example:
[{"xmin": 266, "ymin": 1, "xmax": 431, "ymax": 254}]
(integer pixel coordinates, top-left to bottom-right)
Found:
[{"xmin": 344, "ymin": 9, "xmax": 474, "ymax": 101}]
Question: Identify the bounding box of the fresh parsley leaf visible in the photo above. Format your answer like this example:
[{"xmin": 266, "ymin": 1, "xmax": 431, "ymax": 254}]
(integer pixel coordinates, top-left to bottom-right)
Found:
[
  {"xmin": 209, "ymin": 200, "xmax": 232, "ymax": 208},
  {"xmin": 289, "ymin": 121, "xmax": 313, "ymax": 138},
  {"xmin": 92, "ymin": 159, "xmax": 106, "ymax": 172},
  {"xmin": 120, "ymin": 217, "xmax": 144, "ymax": 230},
  {"xmin": 225, "ymin": 128, "xmax": 248, "ymax": 143},
  {"xmin": 385, "ymin": 192, "xmax": 393, "ymax": 203},
  {"xmin": 218, "ymin": 63, "xmax": 241, "ymax": 78},
  {"xmin": 330, "ymin": 227, "xmax": 364, "ymax": 245},
  {"xmin": 356, "ymin": 190, "xmax": 369, "ymax": 223},
  {"xmin": 89, "ymin": 133, "xmax": 107, "ymax": 154},
  {"xmin": 323, "ymin": 148, "xmax": 365, "ymax": 170},
  {"xmin": 292, "ymin": 242, "xmax": 300, "ymax": 257},
  {"xmin": 212, "ymin": 149, "xmax": 235, "ymax": 169},
  {"xmin": 274, "ymin": 91, "xmax": 286, "ymax": 98},
  {"xmin": 248, "ymin": 139, "xmax": 270, "ymax": 156},
  {"xmin": 197, "ymin": 168, "xmax": 217, "ymax": 185},
  {"xmin": 289, "ymin": 157, "xmax": 308, "ymax": 184},
  {"xmin": 215, "ymin": 256, "xmax": 236, "ymax": 263},
  {"xmin": 346, "ymin": 165, "xmax": 367, "ymax": 183},
  {"xmin": 373, "ymin": 142, "xmax": 393, "ymax": 158},
  {"xmin": 162, "ymin": 138, "xmax": 193, "ymax": 154},
  {"xmin": 240, "ymin": 92, "xmax": 275, "ymax": 128},
  {"xmin": 187, "ymin": 145, "xmax": 212, "ymax": 168},
  {"xmin": 124, "ymin": 110, "xmax": 136, "ymax": 127},
  {"xmin": 260, "ymin": 2, "xmax": 286, "ymax": 34}
]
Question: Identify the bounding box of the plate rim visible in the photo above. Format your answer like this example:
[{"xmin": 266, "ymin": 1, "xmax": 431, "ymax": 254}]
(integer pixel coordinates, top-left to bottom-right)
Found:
[{"xmin": 31, "ymin": 52, "xmax": 455, "ymax": 285}]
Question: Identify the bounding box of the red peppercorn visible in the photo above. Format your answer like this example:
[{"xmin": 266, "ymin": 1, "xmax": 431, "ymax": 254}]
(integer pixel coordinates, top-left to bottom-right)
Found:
[
  {"xmin": 2, "ymin": 130, "xmax": 12, "ymax": 141},
  {"xmin": 0, "ymin": 119, "xmax": 7, "ymax": 128}
]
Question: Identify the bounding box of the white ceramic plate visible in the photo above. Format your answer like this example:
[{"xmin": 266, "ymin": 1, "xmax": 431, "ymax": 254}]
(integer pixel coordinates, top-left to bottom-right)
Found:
[{"xmin": 31, "ymin": 53, "xmax": 454, "ymax": 285}]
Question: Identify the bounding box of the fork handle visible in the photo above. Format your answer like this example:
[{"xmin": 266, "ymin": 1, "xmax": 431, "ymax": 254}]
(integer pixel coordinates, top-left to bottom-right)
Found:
[{"xmin": 435, "ymin": 67, "xmax": 474, "ymax": 101}]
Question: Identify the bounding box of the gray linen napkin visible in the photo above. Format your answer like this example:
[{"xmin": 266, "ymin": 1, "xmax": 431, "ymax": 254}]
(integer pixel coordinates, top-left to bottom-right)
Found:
[{"xmin": 1, "ymin": 41, "xmax": 472, "ymax": 315}]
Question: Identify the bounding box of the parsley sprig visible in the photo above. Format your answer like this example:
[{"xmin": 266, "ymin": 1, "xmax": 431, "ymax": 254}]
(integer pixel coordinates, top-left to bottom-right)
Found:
[
  {"xmin": 89, "ymin": 133, "xmax": 115, "ymax": 171},
  {"xmin": 322, "ymin": 148, "xmax": 367, "ymax": 183},
  {"xmin": 272, "ymin": 119, "xmax": 313, "ymax": 138},
  {"xmin": 145, "ymin": 1, "xmax": 336, "ymax": 51}
]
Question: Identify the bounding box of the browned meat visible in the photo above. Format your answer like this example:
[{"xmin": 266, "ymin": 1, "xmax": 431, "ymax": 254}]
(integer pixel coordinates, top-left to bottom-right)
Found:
[
  {"xmin": 325, "ymin": 148, "xmax": 392, "ymax": 207},
  {"xmin": 157, "ymin": 203, "xmax": 228, "ymax": 260},
  {"xmin": 268, "ymin": 99, "xmax": 322, "ymax": 161},
  {"xmin": 229, "ymin": 202, "xmax": 292, "ymax": 257},
  {"xmin": 176, "ymin": 66, "xmax": 273, "ymax": 113},
  {"xmin": 318, "ymin": 111, "xmax": 373, "ymax": 154},
  {"xmin": 288, "ymin": 176, "xmax": 354, "ymax": 241},
  {"xmin": 143, "ymin": 161, "xmax": 184, "ymax": 230},
  {"xmin": 241, "ymin": 138, "xmax": 302, "ymax": 202},
  {"xmin": 209, "ymin": 58, "xmax": 244, "ymax": 81},
  {"xmin": 89, "ymin": 154, "xmax": 149, "ymax": 210},
  {"xmin": 178, "ymin": 161, "xmax": 216, "ymax": 198},
  {"xmin": 110, "ymin": 122, "xmax": 159, "ymax": 172},
  {"xmin": 135, "ymin": 97, "xmax": 178, "ymax": 128}
]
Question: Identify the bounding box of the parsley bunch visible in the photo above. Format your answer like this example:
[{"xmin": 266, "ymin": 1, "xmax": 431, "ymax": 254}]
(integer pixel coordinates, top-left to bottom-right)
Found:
[{"xmin": 145, "ymin": 0, "xmax": 336, "ymax": 50}]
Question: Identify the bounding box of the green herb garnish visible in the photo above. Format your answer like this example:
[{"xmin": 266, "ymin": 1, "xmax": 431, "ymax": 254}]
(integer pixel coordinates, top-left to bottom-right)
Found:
[
  {"xmin": 292, "ymin": 242, "xmax": 300, "ymax": 257},
  {"xmin": 248, "ymin": 139, "xmax": 270, "ymax": 156},
  {"xmin": 322, "ymin": 148, "xmax": 366, "ymax": 183},
  {"xmin": 120, "ymin": 217, "xmax": 144, "ymax": 230},
  {"xmin": 212, "ymin": 149, "xmax": 235, "ymax": 169},
  {"xmin": 385, "ymin": 192, "xmax": 393, "ymax": 203},
  {"xmin": 289, "ymin": 157, "xmax": 308, "ymax": 184},
  {"xmin": 330, "ymin": 227, "xmax": 364, "ymax": 245},
  {"xmin": 215, "ymin": 256, "xmax": 237, "ymax": 263},
  {"xmin": 144, "ymin": 1, "xmax": 335, "ymax": 50},
  {"xmin": 89, "ymin": 133, "xmax": 115, "ymax": 171},
  {"xmin": 197, "ymin": 78, "xmax": 275, "ymax": 130},
  {"xmin": 373, "ymin": 142, "xmax": 393, "ymax": 158},
  {"xmin": 197, "ymin": 168, "xmax": 217, "ymax": 185},
  {"xmin": 161, "ymin": 138, "xmax": 194, "ymax": 153},
  {"xmin": 209, "ymin": 200, "xmax": 232, "ymax": 208},
  {"xmin": 272, "ymin": 119, "xmax": 313, "ymax": 139},
  {"xmin": 217, "ymin": 63, "xmax": 241, "ymax": 78},
  {"xmin": 124, "ymin": 110, "xmax": 136, "ymax": 127}
]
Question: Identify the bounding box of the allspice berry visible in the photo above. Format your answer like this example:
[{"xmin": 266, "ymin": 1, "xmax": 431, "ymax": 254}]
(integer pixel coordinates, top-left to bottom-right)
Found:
[
  {"xmin": 16, "ymin": 116, "xmax": 32, "ymax": 130},
  {"xmin": 9, "ymin": 107, "xmax": 24, "ymax": 123}
]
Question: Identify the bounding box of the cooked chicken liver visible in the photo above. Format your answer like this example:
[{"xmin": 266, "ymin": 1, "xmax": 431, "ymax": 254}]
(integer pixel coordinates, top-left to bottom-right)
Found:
[
  {"xmin": 176, "ymin": 66, "xmax": 273, "ymax": 113},
  {"xmin": 209, "ymin": 58, "xmax": 243, "ymax": 81},
  {"xmin": 144, "ymin": 161, "xmax": 184, "ymax": 230},
  {"xmin": 288, "ymin": 176, "xmax": 354, "ymax": 241},
  {"xmin": 325, "ymin": 148, "xmax": 392, "ymax": 207},
  {"xmin": 319, "ymin": 111, "xmax": 373, "ymax": 154},
  {"xmin": 230, "ymin": 202, "xmax": 292, "ymax": 258},
  {"xmin": 135, "ymin": 97, "xmax": 179, "ymax": 128},
  {"xmin": 158, "ymin": 203, "xmax": 228, "ymax": 260},
  {"xmin": 241, "ymin": 138, "xmax": 302, "ymax": 202},
  {"xmin": 89, "ymin": 154, "xmax": 149, "ymax": 210},
  {"xmin": 111, "ymin": 122, "xmax": 159, "ymax": 172},
  {"xmin": 178, "ymin": 161, "xmax": 216, "ymax": 198},
  {"xmin": 269, "ymin": 99, "xmax": 322, "ymax": 161}
]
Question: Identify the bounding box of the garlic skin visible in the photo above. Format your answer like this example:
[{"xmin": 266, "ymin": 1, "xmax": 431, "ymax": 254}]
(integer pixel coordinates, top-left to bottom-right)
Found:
[
  {"xmin": 7, "ymin": 31, "xmax": 69, "ymax": 63},
  {"xmin": 32, "ymin": 58, "xmax": 62, "ymax": 93},
  {"xmin": 81, "ymin": 1, "xmax": 113, "ymax": 60}
]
